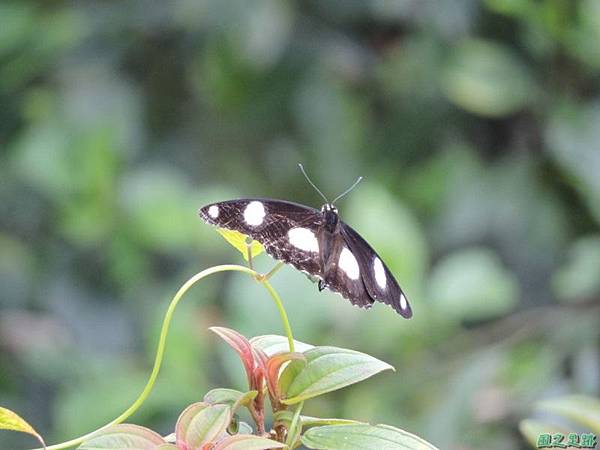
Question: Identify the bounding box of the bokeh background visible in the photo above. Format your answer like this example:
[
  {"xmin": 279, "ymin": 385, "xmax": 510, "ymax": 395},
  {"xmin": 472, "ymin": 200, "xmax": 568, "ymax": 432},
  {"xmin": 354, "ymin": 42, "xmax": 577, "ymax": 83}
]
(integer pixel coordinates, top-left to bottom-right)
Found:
[{"xmin": 1, "ymin": 1, "xmax": 600, "ymax": 449}]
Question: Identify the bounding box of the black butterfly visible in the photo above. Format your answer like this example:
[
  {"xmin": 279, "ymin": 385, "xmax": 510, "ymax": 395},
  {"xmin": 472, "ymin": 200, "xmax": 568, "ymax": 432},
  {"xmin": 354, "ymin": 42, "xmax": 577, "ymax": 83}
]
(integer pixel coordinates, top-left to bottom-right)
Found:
[{"xmin": 198, "ymin": 168, "xmax": 412, "ymax": 318}]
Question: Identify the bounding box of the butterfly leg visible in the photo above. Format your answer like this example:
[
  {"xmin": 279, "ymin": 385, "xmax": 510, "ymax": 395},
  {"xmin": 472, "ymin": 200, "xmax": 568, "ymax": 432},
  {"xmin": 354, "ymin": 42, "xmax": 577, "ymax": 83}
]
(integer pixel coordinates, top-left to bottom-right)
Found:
[
  {"xmin": 262, "ymin": 261, "xmax": 284, "ymax": 281},
  {"xmin": 245, "ymin": 240, "xmax": 255, "ymax": 271}
]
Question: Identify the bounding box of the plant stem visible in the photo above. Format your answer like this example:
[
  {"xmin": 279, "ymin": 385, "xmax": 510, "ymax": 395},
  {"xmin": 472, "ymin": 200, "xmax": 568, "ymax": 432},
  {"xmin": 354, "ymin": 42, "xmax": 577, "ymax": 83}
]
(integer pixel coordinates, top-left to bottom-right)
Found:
[
  {"xmin": 29, "ymin": 264, "xmax": 294, "ymax": 450},
  {"xmin": 285, "ymin": 401, "xmax": 305, "ymax": 448}
]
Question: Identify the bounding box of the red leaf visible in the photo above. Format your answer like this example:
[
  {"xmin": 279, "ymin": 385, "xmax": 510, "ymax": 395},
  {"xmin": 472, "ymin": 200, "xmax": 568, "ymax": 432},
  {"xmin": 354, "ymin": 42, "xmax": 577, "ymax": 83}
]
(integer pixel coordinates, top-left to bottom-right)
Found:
[
  {"xmin": 210, "ymin": 327, "xmax": 256, "ymax": 388},
  {"xmin": 265, "ymin": 352, "xmax": 305, "ymax": 405}
]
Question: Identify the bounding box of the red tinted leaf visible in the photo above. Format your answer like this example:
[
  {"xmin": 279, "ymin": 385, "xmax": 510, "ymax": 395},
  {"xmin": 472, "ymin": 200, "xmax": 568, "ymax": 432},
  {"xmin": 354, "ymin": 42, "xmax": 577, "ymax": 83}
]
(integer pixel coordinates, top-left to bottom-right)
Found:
[
  {"xmin": 210, "ymin": 327, "xmax": 256, "ymax": 388},
  {"xmin": 265, "ymin": 353, "xmax": 305, "ymax": 402},
  {"xmin": 176, "ymin": 402, "xmax": 231, "ymax": 449},
  {"xmin": 203, "ymin": 388, "xmax": 258, "ymax": 414},
  {"xmin": 78, "ymin": 424, "xmax": 165, "ymax": 449},
  {"xmin": 213, "ymin": 434, "xmax": 286, "ymax": 450}
]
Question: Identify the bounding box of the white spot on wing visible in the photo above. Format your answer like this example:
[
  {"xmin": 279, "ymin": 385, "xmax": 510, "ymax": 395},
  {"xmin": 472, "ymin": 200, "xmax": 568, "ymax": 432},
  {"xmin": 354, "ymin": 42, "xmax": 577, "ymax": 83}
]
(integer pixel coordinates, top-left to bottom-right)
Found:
[
  {"xmin": 400, "ymin": 293, "xmax": 408, "ymax": 310},
  {"xmin": 339, "ymin": 247, "xmax": 360, "ymax": 280},
  {"xmin": 244, "ymin": 201, "xmax": 266, "ymax": 226},
  {"xmin": 374, "ymin": 257, "xmax": 386, "ymax": 289},
  {"xmin": 288, "ymin": 227, "xmax": 319, "ymax": 252},
  {"xmin": 208, "ymin": 205, "xmax": 219, "ymax": 218}
]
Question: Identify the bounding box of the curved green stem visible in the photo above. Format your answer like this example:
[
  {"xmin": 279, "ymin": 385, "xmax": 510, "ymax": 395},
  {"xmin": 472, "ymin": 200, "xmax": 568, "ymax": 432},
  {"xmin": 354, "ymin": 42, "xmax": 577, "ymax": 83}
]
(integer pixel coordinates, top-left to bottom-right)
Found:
[{"xmin": 30, "ymin": 264, "xmax": 294, "ymax": 450}]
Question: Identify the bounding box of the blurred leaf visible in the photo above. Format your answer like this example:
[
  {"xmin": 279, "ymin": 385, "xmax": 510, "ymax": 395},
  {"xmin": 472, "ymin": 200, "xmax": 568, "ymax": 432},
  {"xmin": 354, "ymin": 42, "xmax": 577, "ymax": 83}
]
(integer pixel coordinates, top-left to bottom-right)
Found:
[
  {"xmin": 0, "ymin": 406, "xmax": 46, "ymax": 448},
  {"xmin": 233, "ymin": 0, "xmax": 293, "ymax": 71},
  {"xmin": 545, "ymin": 102, "xmax": 600, "ymax": 225},
  {"xmin": 484, "ymin": 0, "xmax": 534, "ymax": 16},
  {"xmin": 301, "ymin": 424, "xmax": 439, "ymax": 450},
  {"xmin": 0, "ymin": 3, "xmax": 35, "ymax": 56},
  {"xmin": 567, "ymin": 0, "xmax": 600, "ymax": 69},
  {"xmin": 249, "ymin": 335, "xmax": 314, "ymax": 356},
  {"xmin": 378, "ymin": 36, "xmax": 443, "ymax": 102},
  {"xmin": 213, "ymin": 433, "xmax": 286, "ymax": 450},
  {"xmin": 442, "ymin": 39, "xmax": 537, "ymax": 117},
  {"xmin": 279, "ymin": 346, "xmax": 394, "ymax": 405},
  {"xmin": 11, "ymin": 122, "xmax": 72, "ymax": 200},
  {"xmin": 518, "ymin": 419, "xmax": 569, "ymax": 449},
  {"xmin": 538, "ymin": 395, "xmax": 600, "ymax": 434},
  {"xmin": 553, "ymin": 235, "xmax": 600, "ymax": 302},
  {"xmin": 175, "ymin": 402, "xmax": 231, "ymax": 449},
  {"xmin": 0, "ymin": 235, "xmax": 34, "ymax": 307},
  {"xmin": 78, "ymin": 424, "xmax": 164, "ymax": 449},
  {"xmin": 54, "ymin": 362, "xmax": 174, "ymax": 439},
  {"xmin": 425, "ymin": 351, "xmax": 503, "ymax": 446},
  {"xmin": 216, "ymin": 228, "xmax": 265, "ymax": 262},
  {"xmin": 293, "ymin": 73, "xmax": 368, "ymax": 174},
  {"xmin": 429, "ymin": 247, "xmax": 519, "ymax": 321},
  {"xmin": 120, "ymin": 166, "xmax": 197, "ymax": 251}
]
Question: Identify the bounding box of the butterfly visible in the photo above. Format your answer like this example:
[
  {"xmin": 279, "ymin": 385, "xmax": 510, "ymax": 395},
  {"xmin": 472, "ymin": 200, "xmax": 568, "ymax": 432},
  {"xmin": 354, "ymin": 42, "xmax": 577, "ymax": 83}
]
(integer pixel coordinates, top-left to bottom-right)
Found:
[{"xmin": 198, "ymin": 166, "xmax": 412, "ymax": 318}]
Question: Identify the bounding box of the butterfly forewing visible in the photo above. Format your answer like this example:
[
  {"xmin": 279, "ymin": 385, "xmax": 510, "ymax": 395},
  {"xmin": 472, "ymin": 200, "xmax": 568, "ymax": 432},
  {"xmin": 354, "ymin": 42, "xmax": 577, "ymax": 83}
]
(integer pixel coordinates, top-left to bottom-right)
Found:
[
  {"xmin": 341, "ymin": 224, "xmax": 412, "ymax": 318},
  {"xmin": 199, "ymin": 199, "xmax": 322, "ymax": 277}
]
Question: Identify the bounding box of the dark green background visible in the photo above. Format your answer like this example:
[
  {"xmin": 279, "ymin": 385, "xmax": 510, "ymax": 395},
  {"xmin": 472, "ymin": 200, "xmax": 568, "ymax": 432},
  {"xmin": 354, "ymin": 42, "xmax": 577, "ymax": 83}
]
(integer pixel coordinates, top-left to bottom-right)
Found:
[{"xmin": 1, "ymin": 1, "xmax": 599, "ymax": 449}]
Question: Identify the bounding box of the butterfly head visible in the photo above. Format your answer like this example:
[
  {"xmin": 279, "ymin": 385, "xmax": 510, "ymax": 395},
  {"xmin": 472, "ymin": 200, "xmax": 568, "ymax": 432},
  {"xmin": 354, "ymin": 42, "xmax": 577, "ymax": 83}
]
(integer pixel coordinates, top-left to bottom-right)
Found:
[
  {"xmin": 321, "ymin": 203, "xmax": 338, "ymax": 214},
  {"xmin": 321, "ymin": 203, "xmax": 339, "ymax": 233}
]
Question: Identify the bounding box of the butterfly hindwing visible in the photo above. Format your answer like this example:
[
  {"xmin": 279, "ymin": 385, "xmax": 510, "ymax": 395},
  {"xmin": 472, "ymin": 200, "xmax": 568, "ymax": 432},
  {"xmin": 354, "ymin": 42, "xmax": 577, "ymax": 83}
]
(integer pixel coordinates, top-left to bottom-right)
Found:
[
  {"xmin": 341, "ymin": 223, "xmax": 412, "ymax": 318},
  {"xmin": 321, "ymin": 239, "xmax": 375, "ymax": 309},
  {"xmin": 199, "ymin": 199, "xmax": 322, "ymax": 277}
]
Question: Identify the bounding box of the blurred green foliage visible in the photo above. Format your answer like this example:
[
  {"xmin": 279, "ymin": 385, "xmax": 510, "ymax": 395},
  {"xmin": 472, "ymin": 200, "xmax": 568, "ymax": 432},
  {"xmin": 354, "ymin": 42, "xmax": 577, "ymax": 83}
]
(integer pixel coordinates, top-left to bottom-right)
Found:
[{"xmin": 0, "ymin": 1, "xmax": 599, "ymax": 449}]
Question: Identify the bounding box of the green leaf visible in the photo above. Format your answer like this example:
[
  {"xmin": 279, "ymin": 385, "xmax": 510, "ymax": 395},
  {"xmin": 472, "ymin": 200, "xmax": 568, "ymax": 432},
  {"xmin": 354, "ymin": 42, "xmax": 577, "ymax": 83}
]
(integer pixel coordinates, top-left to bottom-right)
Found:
[
  {"xmin": 545, "ymin": 102, "xmax": 600, "ymax": 224},
  {"xmin": 273, "ymin": 411, "xmax": 360, "ymax": 428},
  {"xmin": 203, "ymin": 388, "xmax": 258, "ymax": 413},
  {"xmin": 552, "ymin": 235, "xmax": 600, "ymax": 303},
  {"xmin": 441, "ymin": 39, "xmax": 537, "ymax": 117},
  {"xmin": 78, "ymin": 424, "xmax": 165, "ymax": 449},
  {"xmin": 176, "ymin": 402, "xmax": 231, "ymax": 448},
  {"xmin": 249, "ymin": 334, "xmax": 314, "ymax": 357},
  {"xmin": 238, "ymin": 421, "xmax": 254, "ymax": 434},
  {"xmin": 538, "ymin": 395, "xmax": 600, "ymax": 434},
  {"xmin": 213, "ymin": 434, "xmax": 286, "ymax": 449},
  {"xmin": 301, "ymin": 424, "xmax": 439, "ymax": 450},
  {"xmin": 0, "ymin": 406, "xmax": 46, "ymax": 449},
  {"xmin": 428, "ymin": 247, "xmax": 519, "ymax": 321},
  {"xmin": 279, "ymin": 346, "xmax": 394, "ymax": 405},
  {"xmin": 156, "ymin": 445, "xmax": 179, "ymax": 450},
  {"xmin": 518, "ymin": 419, "xmax": 569, "ymax": 449},
  {"xmin": 216, "ymin": 228, "xmax": 264, "ymax": 261}
]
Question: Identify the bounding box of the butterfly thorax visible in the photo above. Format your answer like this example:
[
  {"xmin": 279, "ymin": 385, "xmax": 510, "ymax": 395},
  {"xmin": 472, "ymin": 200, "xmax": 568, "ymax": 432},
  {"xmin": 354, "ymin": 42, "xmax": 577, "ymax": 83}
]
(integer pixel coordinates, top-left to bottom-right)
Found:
[{"xmin": 317, "ymin": 204, "xmax": 343, "ymax": 289}]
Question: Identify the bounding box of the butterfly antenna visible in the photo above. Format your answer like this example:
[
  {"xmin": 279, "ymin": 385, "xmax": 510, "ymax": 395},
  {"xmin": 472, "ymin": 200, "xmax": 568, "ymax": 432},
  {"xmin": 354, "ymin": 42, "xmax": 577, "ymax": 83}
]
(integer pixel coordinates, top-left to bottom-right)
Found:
[
  {"xmin": 332, "ymin": 176, "xmax": 363, "ymax": 204},
  {"xmin": 298, "ymin": 163, "xmax": 329, "ymax": 204}
]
